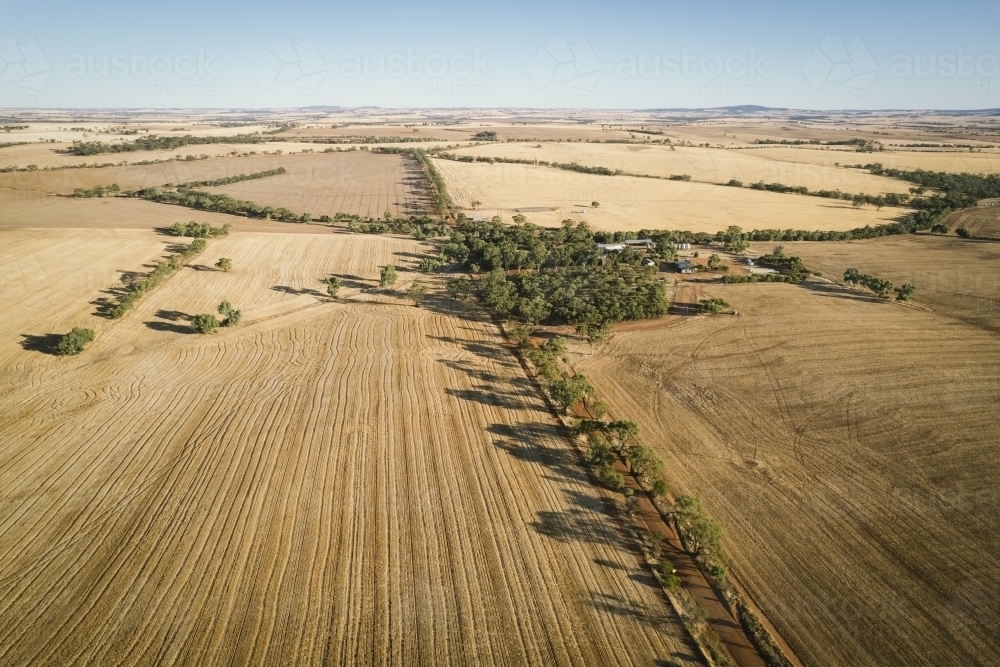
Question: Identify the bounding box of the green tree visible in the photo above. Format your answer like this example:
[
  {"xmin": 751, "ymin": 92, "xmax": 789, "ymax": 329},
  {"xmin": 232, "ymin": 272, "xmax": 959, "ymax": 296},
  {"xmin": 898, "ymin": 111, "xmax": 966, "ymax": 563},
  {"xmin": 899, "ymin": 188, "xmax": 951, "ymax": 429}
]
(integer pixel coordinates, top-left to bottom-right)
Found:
[
  {"xmin": 217, "ymin": 301, "xmax": 242, "ymax": 327},
  {"xmin": 606, "ymin": 420, "xmax": 640, "ymax": 452},
  {"xmin": 446, "ymin": 276, "xmax": 473, "ymax": 300},
  {"xmin": 191, "ymin": 313, "xmax": 219, "ymax": 333},
  {"xmin": 956, "ymin": 226, "xmax": 971, "ymax": 238},
  {"xmin": 549, "ymin": 373, "xmax": 593, "ymax": 413},
  {"xmin": 380, "ymin": 264, "xmax": 398, "ymax": 288},
  {"xmin": 723, "ymin": 225, "xmax": 749, "ymax": 253},
  {"xmin": 706, "ymin": 253, "xmax": 724, "ymax": 271},
  {"xmin": 518, "ymin": 296, "xmax": 551, "ymax": 324},
  {"xmin": 576, "ymin": 319, "xmax": 612, "ymax": 345},
  {"xmin": 57, "ymin": 327, "xmax": 95, "ymax": 355},
  {"xmin": 626, "ymin": 444, "xmax": 664, "ymax": 478},
  {"xmin": 470, "ymin": 199, "xmax": 481, "ymax": 210},
  {"xmin": 215, "ymin": 257, "xmax": 232, "ymax": 272},
  {"xmin": 324, "ymin": 275, "xmax": 341, "ymax": 299},
  {"xmin": 591, "ymin": 200, "xmax": 600, "ymax": 208},
  {"xmin": 508, "ymin": 322, "xmax": 534, "ymax": 347},
  {"xmin": 406, "ymin": 281, "xmax": 429, "ymax": 306},
  {"xmin": 895, "ymin": 283, "xmax": 916, "ymax": 301},
  {"xmin": 478, "ymin": 269, "xmax": 517, "ymax": 318},
  {"xmin": 585, "ymin": 435, "xmax": 617, "ymax": 466},
  {"xmin": 675, "ymin": 495, "xmax": 723, "ymax": 557}
]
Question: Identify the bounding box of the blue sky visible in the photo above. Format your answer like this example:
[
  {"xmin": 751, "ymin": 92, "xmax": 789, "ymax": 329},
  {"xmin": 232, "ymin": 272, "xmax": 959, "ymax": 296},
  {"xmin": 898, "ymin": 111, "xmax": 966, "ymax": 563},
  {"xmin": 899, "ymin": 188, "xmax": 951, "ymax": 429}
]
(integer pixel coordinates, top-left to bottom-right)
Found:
[{"xmin": 2, "ymin": 0, "xmax": 999, "ymax": 109}]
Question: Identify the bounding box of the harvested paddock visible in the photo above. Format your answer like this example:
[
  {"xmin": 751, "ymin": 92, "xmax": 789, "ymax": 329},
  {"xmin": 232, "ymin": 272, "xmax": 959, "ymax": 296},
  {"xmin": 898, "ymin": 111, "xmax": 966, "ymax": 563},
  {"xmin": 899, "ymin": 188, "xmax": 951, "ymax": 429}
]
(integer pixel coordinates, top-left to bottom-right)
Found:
[
  {"xmin": 0, "ymin": 230, "xmax": 700, "ymax": 667},
  {"xmin": 571, "ymin": 282, "xmax": 1000, "ymax": 667},
  {"xmin": 945, "ymin": 205, "xmax": 1000, "ymax": 239},
  {"xmin": 0, "ymin": 194, "xmax": 324, "ymax": 232},
  {"xmin": 0, "ymin": 141, "xmax": 326, "ymax": 171},
  {"xmin": 764, "ymin": 236, "xmax": 1000, "ymax": 334},
  {"xmin": 204, "ymin": 152, "xmax": 432, "ymax": 218},
  {"xmin": 448, "ymin": 143, "xmax": 912, "ymax": 195},
  {"xmin": 432, "ymin": 158, "xmax": 899, "ymax": 232},
  {"xmin": 747, "ymin": 146, "xmax": 1000, "ymax": 175}
]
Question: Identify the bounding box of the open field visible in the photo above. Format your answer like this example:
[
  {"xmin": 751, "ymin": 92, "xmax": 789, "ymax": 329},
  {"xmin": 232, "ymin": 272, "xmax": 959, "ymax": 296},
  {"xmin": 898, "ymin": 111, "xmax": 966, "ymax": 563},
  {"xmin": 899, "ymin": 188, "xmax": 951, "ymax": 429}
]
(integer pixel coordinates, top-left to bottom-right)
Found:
[
  {"xmin": 0, "ymin": 229, "xmax": 700, "ymax": 666},
  {"xmin": 205, "ymin": 152, "xmax": 431, "ymax": 218},
  {"xmin": 0, "ymin": 193, "xmax": 331, "ymax": 232},
  {"xmin": 571, "ymin": 281, "xmax": 1000, "ymax": 667},
  {"xmin": 761, "ymin": 235, "xmax": 1000, "ymax": 334},
  {"xmin": 0, "ymin": 151, "xmax": 432, "ymax": 222},
  {"xmin": 433, "ymin": 158, "xmax": 899, "ymax": 232},
  {"xmin": 945, "ymin": 205, "xmax": 1000, "ymax": 238},
  {"xmin": 746, "ymin": 146, "xmax": 1000, "ymax": 174},
  {"xmin": 449, "ymin": 143, "xmax": 912, "ymax": 194}
]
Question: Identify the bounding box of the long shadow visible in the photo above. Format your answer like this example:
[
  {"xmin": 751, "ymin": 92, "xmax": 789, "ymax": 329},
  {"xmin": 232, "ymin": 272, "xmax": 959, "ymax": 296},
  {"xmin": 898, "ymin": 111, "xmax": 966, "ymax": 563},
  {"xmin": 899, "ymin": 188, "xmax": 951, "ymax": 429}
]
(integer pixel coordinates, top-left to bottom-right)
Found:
[
  {"xmin": 154, "ymin": 309, "xmax": 189, "ymax": 321},
  {"xmin": 20, "ymin": 333, "xmax": 63, "ymax": 355},
  {"xmin": 801, "ymin": 279, "xmax": 887, "ymax": 304},
  {"xmin": 145, "ymin": 320, "xmax": 193, "ymax": 333},
  {"xmin": 589, "ymin": 592, "xmax": 668, "ymax": 623},
  {"xmin": 329, "ymin": 274, "xmax": 372, "ymax": 290},
  {"xmin": 272, "ymin": 285, "xmax": 325, "ymax": 297}
]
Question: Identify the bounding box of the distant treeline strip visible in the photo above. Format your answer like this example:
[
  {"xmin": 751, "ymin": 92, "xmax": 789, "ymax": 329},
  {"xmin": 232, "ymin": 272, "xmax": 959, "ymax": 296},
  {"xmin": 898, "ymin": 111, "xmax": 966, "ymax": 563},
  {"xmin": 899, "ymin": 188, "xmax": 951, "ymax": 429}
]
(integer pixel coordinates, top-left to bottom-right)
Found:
[
  {"xmin": 178, "ymin": 167, "xmax": 286, "ymax": 188},
  {"xmin": 109, "ymin": 238, "xmax": 208, "ymax": 318},
  {"xmin": 68, "ymin": 133, "xmax": 270, "ymax": 155},
  {"xmin": 129, "ymin": 186, "xmax": 304, "ymax": 221},
  {"xmin": 375, "ymin": 147, "xmax": 451, "ymax": 215}
]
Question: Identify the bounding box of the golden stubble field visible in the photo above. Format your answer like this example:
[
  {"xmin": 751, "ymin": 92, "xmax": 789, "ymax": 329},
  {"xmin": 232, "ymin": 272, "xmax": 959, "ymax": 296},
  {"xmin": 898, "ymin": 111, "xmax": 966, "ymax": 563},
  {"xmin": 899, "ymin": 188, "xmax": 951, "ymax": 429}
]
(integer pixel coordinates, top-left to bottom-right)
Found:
[
  {"xmin": 432, "ymin": 158, "xmax": 899, "ymax": 232},
  {"xmin": 0, "ymin": 229, "xmax": 700, "ymax": 666},
  {"xmin": 571, "ymin": 279, "xmax": 1000, "ymax": 667},
  {"xmin": 448, "ymin": 143, "xmax": 913, "ymax": 194}
]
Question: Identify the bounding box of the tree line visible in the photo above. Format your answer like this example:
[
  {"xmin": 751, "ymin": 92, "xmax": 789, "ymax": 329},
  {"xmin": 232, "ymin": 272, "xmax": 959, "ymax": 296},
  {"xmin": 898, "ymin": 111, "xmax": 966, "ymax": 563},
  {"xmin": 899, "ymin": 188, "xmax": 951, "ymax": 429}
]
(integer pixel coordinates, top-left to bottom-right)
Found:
[
  {"xmin": 68, "ymin": 133, "xmax": 268, "ymax": 155},
  {"xmin": 844, "ymin": 268, "xmax": 916, "ymax": 301},
  {"xmin": 373, "ymin": 147, "xmax": 451, "ymax": 215},
  {"xmin": 176, "ymin": 167, "xmax": 286, "ymax": 188},
  {"xmin": 109, "ymin": 238, "xmax": 206, "ymax": 318}
]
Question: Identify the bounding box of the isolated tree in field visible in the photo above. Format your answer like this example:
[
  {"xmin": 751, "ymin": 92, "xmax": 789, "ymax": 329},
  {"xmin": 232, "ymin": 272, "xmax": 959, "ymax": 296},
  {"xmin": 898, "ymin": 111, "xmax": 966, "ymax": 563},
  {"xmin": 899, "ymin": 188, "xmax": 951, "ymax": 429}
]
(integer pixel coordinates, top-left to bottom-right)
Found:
[
  {"xmin": 406, "ymin": 281, "xmax": 429, "ymax": 306},
  {"xmin": 217, "ymin": 301, "xmax": 242, "ymax": 327},
  {"xmin": 706, "ymin": 253, "xmax": 725, "ymax": 271},
  {"xmin": 591, "ymin": 200, "xmax": 600, "ymax": 208},
  {"xmin": 380, "ymin": 264, "xmax": 398, "ymax": 289},
  {"xmin": 470, "ymin": 199, "xmax": 481, "ymax": 210},
  {"xmin": 895, "ymin": 283, "xmax": 916, "ymax": 301},
  {"xmin": 956, "ymin": 226, "xmax": 971, "ymax": 238},
  {"xmin": 57, "ymin": 327, "xmax": 95, "ymax": 355},
  {"xmin": 324, "ymin": 275, "xmax": 341, "ymax": 299},
  {"xmin": 191, "ymin": 313, "xmax": 219, "ymax": 334},
  {"xmin": 215, "ymin": 257, "xmax": 232, "ymax": 272}
]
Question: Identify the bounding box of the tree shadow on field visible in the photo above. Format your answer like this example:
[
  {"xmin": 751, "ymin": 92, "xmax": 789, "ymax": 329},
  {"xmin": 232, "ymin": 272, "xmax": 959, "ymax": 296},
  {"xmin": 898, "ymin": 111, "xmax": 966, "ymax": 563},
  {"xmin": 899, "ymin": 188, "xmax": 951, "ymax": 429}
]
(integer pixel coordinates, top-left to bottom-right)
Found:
[
  {"xmin": 443, "ymin": 386, "xmax": 527, "ymax": 410},
  {"xmin": 20, "ymin": 333, "xmax": 63, "ymax": 355},
  {"xmin": 328, "ymin": 274, "xmax": 372, "ymax": 290},
  {"xmin": 145, "ymin": 309, "xmax": 193, "ymax": 333},
  {"xmin": 801, "ymin": 280, "xmax": 887, "ymax": 304},
  {"xmin": 589, "ymin": 592, "xmax": 668, "ymax": 624},
  {"xmin": 272, "ymin": 285, "xmax": 325, "ymax": 298}
]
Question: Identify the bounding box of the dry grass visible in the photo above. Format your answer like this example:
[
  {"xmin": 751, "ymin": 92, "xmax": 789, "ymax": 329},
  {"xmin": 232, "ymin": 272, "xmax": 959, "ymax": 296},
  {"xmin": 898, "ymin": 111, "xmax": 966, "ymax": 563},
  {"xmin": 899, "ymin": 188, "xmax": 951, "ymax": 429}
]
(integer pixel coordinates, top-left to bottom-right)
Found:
[
  {"xmin": 571, "ymin": 281, "xmax": 1000, "ymax": 667},
  {"xmin": 450, "ymin": 143, "xmax": 912, "ymax": 194},
  {"xmin": 946, "ymin": 205, "xmax": 1000, "ymax": 239},
  {"xmin": 0, "ymin": 229, "xmax": 700, "ymax": 666},
  {"xmin": 433, "ymin": 158, "xmax": 900, "ymax": 232}
]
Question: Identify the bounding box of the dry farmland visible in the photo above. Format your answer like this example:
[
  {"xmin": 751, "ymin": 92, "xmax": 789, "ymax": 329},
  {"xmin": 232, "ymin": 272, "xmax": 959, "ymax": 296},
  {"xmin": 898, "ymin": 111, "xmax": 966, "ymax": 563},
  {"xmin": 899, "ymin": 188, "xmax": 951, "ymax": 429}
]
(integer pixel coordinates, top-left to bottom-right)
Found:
[
  {"xmin": 205, "ymin": 152, "xmax": 432, "ymax": 218},
  {"xmin": 0, "ymin": 229, "xmax": 699, "ymax": 666},
  {"xmin": 433, "ymin": 158, "xmax": 899, "ymax": 232},
  {"xmin": 571, "ymin": 281, "xmax": 1000, "ymax": 667},
  {"xmin": 763, "ymin": 235, "xmax": 1000, "ymax": 334},
  {"xmin": 449, "ymin": 142, "xmax": 913, "ymax": 194},
  {"xmin": 746, "ymin": 146, "xmax": 1000, "ymax": 174}
]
